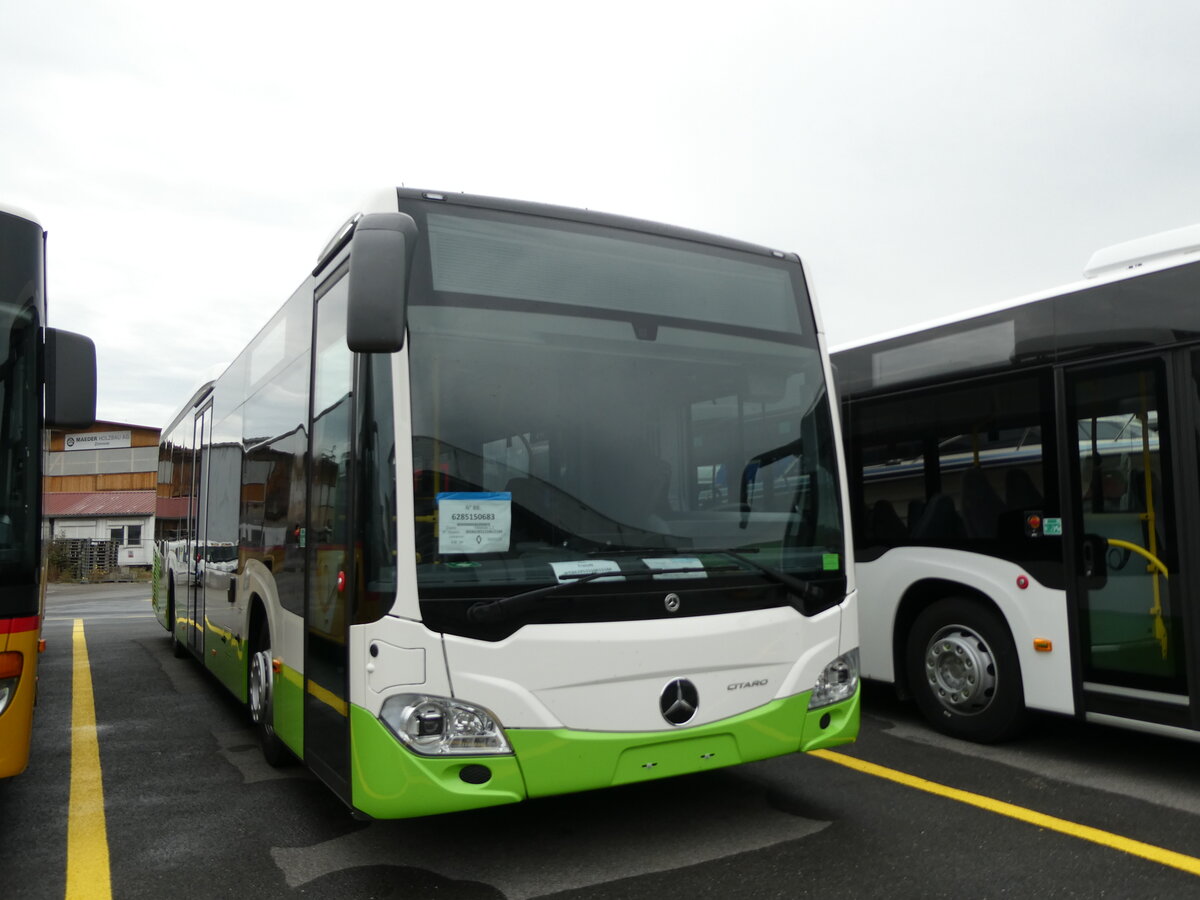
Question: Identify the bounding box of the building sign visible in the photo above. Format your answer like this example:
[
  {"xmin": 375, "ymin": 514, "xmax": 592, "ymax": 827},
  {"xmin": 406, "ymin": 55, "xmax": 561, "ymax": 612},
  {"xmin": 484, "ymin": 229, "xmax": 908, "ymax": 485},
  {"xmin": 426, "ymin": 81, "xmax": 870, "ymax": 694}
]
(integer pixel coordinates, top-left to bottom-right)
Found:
[{"xmin": 65, "ymin": 430, "xmax": 132, "ymax": 451}]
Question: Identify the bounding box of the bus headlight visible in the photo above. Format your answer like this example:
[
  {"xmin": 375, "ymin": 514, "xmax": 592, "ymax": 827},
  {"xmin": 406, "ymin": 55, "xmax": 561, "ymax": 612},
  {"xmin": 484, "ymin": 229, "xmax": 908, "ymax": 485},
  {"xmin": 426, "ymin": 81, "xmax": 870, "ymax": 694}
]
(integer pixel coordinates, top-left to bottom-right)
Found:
[
  {"xmin": 380, "ymin": 694, "xmax": 512, "ymax": 756},
  {"xmin": 0, "ymin": 680, "xmax": 15, "ymax": 717},
  {"xmin": 808, "ymin": 648, "xmax": 860, "ymax": 710},
  {"xmin": 0, "ymin": 651, "xmax": 21, "ymax": 717}
]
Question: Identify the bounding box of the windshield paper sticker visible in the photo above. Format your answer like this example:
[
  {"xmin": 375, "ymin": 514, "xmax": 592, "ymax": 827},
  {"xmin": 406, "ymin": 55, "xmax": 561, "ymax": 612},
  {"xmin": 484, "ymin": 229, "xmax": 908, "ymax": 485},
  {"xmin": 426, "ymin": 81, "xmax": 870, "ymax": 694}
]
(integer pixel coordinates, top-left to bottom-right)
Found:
[
  {"xmin": 437, "ymin": 492, "xmax": 511, "ymax": 554},
  {"xmin": 643, "ymin": 557, "xmax": 707, "ymax": 579},
  {"xmin": 549, "ymin": 559, "xmax": 625, "ymax": 584}
]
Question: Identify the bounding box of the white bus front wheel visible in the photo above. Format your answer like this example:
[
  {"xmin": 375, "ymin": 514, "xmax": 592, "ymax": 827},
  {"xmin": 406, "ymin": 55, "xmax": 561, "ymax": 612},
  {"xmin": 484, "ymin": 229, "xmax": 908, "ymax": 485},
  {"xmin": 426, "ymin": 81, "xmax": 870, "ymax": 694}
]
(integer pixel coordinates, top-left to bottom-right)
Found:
[{"xmin": 905, "ymin": 597, "xmax": 1027, "ymax": 743}]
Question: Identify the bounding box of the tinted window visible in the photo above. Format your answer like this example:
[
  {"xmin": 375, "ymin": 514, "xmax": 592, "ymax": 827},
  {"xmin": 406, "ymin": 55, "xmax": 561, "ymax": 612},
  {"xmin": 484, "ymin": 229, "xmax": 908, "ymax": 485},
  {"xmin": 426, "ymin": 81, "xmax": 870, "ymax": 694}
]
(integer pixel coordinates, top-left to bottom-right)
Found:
[
  {"xmin": 850, "ymin": 373, "xmax": 1057, "ymax": 552},
  {"xmin": 426, "ymin": 212, "xmax": 804, "ymax": 334},
  {"xmin": 240, "ymin": 353, "xmax": 310, "ymax": 616},
  {"xmin": 0, "ymin": 212, "xmax": 42, "ymax": 614}
]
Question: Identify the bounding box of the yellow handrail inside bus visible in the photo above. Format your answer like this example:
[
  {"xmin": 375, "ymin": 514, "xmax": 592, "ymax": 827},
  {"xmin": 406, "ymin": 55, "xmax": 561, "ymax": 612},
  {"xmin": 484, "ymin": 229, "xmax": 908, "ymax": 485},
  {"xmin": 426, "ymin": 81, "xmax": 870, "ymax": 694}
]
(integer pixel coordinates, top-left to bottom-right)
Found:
[{"xmin": 1105, "ymin": 538, "xmax": 1169, "ymax": 579}]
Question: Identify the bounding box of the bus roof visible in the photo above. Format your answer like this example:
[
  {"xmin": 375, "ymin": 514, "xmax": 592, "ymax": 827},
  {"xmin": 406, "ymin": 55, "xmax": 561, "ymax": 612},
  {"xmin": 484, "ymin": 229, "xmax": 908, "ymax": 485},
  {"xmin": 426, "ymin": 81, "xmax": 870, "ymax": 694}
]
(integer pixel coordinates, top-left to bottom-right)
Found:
[
  {"xmin": 0, "ymin": 202, "xmax": 42, "ymax": 228},
  {"xmin": 833, "ymin": 223, "xmax": 1200, "ymax": 398},
  {"xmin": 834, "ymin": 222, "xmax": 1200, "ymax": 357},
  {"xmin": 160, "ymin": 381, "xmax": 214, "ymax": 433},
  {"xmin": 356, "ymin": 187, "xmax": 801, "ymax": 263},
  {"xmin": 1083, "ymin": 222, "xmax": 1200, "ymax": 279}
]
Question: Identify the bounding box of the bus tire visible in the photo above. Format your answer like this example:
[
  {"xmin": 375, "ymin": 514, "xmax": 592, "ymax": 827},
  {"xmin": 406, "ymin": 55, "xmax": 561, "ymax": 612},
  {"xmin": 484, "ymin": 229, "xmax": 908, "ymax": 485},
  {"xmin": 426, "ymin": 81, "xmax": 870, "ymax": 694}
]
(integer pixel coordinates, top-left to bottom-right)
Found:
[
  {"xmin": 249, "ymin": 620, "xmax": 289, "ymax": 767},
  {"xmin": 169, "ymin": 583, "xmax": 186, "ymax": 659},
  {"xmin": 905, "ymin": 597, "xmax": 1026, "ymax": 743}
]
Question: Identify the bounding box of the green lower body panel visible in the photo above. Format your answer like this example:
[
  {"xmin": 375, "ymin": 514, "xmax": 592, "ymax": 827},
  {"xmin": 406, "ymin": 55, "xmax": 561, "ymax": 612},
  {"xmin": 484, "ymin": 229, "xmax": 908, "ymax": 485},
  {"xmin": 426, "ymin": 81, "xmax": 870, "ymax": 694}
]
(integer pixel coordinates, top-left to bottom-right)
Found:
[
  {"xmin": 511, "ymin": 688, "xmax": 859, "ymax": 797},
  {"xmin": 275, "ymin": 664, "xmax": 305, "ymax": 756},
  {"xmin": 349, "ymin": 687, "xmax": 859, "ymax": 819},
  {"xmin": 205, "ymin": 627, "xmax": 247, "ymax": 702}
]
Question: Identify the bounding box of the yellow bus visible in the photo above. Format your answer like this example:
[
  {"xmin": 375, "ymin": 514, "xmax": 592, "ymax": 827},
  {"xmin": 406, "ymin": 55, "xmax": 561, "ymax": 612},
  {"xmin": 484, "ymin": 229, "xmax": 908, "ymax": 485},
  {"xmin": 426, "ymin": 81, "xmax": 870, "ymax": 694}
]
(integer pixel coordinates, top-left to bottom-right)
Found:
[{"xmin": 0, "ymin": 203, "xmax": 95, "ymax": 778}]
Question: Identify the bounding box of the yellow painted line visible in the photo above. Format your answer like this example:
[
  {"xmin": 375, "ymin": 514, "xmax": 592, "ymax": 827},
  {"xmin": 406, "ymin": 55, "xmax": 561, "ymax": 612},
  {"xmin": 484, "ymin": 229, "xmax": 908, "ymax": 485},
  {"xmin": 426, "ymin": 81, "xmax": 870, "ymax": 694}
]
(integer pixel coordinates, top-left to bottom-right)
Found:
[
  {"xmin": 67, "ymin": 619, "xmax": 112, "ymax": 900},
  {"xmin": 813, "ymin": 749, "xmax": 1200, "ymax": 877}
]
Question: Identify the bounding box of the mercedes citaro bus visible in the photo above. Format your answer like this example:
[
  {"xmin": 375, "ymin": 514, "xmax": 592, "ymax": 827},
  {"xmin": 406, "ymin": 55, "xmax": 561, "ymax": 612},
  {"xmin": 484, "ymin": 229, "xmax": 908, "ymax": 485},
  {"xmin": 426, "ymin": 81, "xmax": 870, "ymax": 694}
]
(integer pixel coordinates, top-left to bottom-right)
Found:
[{"xmin": 153, "ymin": 188, "xmax": 859, "ymax": 818}]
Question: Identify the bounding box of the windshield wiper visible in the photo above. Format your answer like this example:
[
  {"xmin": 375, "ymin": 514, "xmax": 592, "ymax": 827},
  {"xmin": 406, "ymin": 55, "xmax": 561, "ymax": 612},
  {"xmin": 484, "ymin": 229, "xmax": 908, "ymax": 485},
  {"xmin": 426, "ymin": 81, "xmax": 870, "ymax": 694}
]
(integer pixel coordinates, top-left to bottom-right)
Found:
[
  {"xmin": 698, "ymin": 548, "xmax": 825, "ymax": 611},
  {"xmin": 595, "ymin": 545, "xmax": 825, "ymax": 612},
  {"xmin": 466, "ymin": 564, "xmax": 736, "ymax": 624}
]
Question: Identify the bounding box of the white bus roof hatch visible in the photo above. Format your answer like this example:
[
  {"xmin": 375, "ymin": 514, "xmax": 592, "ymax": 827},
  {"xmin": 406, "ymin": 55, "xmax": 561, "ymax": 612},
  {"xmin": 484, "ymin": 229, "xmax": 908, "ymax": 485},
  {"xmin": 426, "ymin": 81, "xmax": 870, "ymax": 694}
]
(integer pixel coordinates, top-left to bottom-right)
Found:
[{"xmin": 1084, "ymin": 222, "xmax": 1200, "ymax": 279}]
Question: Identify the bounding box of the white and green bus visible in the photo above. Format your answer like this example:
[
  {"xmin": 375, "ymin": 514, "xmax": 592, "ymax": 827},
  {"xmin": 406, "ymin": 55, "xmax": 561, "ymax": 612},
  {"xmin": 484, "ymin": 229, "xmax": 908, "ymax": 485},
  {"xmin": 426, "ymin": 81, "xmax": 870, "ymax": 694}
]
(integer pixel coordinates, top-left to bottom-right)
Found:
[{"xmin": 153, "ymin": 188, "xmax": 859, "ymax": 818}]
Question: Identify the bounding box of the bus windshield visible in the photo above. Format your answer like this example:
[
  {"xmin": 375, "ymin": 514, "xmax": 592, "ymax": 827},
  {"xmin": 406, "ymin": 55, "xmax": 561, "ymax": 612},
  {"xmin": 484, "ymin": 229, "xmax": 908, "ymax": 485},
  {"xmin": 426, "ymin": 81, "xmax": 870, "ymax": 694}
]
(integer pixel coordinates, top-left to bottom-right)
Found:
[
  {"xmin": 0, "ymin": 213, "xmax": 41, "ymax": 612},
  {"xmin": 405, "ymin": 208, "xmax": 843, "ymax": 608}
]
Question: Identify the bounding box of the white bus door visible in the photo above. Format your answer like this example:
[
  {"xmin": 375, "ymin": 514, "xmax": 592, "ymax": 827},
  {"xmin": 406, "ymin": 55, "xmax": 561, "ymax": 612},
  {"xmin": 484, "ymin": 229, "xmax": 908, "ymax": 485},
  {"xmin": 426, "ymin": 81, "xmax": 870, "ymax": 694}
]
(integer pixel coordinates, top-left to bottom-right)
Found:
[
  {"xmin": 1064, "ymin": 357, "xmax": 1192, "ymax": 726},
  {"xmin": 304, "ymin": 275, "xmax": 354, "ymax": 800}
]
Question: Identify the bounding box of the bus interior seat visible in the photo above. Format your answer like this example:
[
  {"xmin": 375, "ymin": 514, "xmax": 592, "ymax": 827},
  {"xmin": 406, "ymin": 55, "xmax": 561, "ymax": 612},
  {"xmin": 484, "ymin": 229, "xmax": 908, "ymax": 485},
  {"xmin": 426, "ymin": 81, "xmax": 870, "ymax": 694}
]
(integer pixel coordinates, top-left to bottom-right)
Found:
[
  {"xmin": 871, "ymin": 500, "xmax": 908, "ymax": 542},
  {"xmin": 1129, "ymin": 468, "xmax": 1161, "ymax": 513},
  {"xmin": 907, "ymin": 499, "xmax": 926, "ymax": 531},
  {"xmin": 1097, "ymin": 468, "xmax": 1131, "ymax": 512},
  {"xmin": 961, "ymin": 467, "xmax": 1005, "ymax": 539},
  {"xmin": 1082, "ymin": 455, "xmax": 1134, "ymax": 512},
  {"xmin": 911, "ymin": 493, "xmax": 963, "ymax": 540},
  {"xmin": 1005, "ymin": 468, "xmax": 1043, "ymax": 510}
]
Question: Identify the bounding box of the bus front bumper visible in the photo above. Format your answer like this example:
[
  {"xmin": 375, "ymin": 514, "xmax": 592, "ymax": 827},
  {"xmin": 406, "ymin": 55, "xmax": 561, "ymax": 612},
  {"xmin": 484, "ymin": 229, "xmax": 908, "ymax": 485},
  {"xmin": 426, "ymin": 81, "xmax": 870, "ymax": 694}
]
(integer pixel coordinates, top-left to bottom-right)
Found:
[{"xmin": 349, "ymin": 687, "xmax": 859, "ymax": 819}]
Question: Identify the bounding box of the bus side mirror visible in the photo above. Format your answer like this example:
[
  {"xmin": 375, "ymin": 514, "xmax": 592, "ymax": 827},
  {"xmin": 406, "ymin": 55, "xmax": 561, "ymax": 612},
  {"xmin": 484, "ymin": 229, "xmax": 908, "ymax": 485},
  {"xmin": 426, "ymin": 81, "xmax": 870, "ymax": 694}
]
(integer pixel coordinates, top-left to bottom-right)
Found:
[
  {"xmin": 45, "ymin": 327, "xmax": 97, "ymax": 428},
  {"xmin": 346, "ymin": 212, "xmax": 419, "ymax": 353}
]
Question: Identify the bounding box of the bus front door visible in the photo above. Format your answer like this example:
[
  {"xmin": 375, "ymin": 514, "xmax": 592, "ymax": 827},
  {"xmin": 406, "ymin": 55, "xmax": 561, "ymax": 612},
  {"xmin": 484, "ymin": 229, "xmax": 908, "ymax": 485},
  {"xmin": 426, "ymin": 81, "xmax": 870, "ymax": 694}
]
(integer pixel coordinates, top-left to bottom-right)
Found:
[
  {"xmin": 188, "ymin": 403, "xmax": 212, "ymax": 656},
  {"xmin": 1064, "ymin": 358, "xmax": 1191, "ymax": 725},
  {"xmin": 304, "ymin": 274, "xmax": 354, "ymax": 802}
]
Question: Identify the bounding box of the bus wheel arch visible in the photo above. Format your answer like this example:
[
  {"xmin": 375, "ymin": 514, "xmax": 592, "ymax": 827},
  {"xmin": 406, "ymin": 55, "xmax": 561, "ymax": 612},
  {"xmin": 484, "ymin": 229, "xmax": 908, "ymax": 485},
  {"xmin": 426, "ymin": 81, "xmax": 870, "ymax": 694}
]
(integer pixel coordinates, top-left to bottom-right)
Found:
[
  {"xmin": 898, "ymin": 584, "xmax": 1027, "ymax": 742},
  {"xmin": 247, "ymin": 596, "xmax": 289, "ymax": 766}
]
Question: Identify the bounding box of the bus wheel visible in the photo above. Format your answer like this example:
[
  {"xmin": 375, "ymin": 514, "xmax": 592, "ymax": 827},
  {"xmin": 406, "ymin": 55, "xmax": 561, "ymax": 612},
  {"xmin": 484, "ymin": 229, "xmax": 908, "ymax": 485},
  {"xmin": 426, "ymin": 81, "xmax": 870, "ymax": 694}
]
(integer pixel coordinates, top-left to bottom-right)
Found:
[
  {"xmin": 905, "ymin": 597, "xmax": 1026, "ymax": 743},
  {"xmin": 169, "ymin": 584, "xmax": 186, "ymax": 658},
  {"xmin": 248, "ymin": 621, "xmax": 289, "ymax": 767}
]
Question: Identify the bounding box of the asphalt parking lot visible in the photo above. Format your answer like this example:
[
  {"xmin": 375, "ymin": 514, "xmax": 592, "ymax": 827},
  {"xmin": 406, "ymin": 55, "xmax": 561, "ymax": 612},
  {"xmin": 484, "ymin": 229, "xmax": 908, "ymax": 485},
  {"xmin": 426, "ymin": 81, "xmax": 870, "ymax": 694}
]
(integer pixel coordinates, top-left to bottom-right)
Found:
[{"xmin": 2, "ymin": 582, "xmax": 1198, "ymax": 899}]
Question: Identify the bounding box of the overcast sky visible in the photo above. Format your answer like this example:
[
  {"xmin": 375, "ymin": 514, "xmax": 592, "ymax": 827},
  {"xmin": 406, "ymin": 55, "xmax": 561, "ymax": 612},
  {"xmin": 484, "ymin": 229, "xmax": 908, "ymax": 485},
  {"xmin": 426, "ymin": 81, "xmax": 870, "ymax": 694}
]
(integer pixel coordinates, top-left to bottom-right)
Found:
[{"xmin": 4, "ymin": 1, "xmax": 1199, "ymax": 428}]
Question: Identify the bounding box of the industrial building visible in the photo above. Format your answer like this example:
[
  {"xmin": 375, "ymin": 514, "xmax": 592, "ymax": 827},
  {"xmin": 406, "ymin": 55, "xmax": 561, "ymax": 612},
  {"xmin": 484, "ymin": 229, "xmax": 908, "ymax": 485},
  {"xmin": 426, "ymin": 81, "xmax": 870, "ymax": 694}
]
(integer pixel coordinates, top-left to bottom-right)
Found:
[{"xmin": 43, "ymin": 421, "xmax": 160, "ymax": 573}]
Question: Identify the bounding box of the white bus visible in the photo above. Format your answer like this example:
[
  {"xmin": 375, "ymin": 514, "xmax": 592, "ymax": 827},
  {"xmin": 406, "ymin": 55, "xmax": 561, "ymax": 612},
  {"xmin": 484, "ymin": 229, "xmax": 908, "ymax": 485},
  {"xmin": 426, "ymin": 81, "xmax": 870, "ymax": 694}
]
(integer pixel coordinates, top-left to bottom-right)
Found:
[
  {"xmin": 153, "ymin": 188, "xmax": 859, "ymax": 818},
  {"xmin": 834, "ymin": 223, "xmax": 1200, "ymax": 743}
]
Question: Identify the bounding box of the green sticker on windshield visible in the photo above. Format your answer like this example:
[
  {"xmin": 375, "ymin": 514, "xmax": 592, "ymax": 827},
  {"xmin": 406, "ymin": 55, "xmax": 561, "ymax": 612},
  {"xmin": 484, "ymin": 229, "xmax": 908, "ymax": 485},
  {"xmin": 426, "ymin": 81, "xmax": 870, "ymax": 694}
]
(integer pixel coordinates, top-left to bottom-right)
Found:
[{"xmin": 822, "ymin": 553, "xmax": 840, "ymax": 571}]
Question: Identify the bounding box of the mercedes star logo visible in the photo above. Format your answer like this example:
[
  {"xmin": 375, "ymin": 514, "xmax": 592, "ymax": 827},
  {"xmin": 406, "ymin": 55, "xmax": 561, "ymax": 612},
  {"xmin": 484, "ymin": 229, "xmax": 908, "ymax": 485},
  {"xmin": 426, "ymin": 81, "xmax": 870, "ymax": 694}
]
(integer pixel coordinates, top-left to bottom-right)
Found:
[{"xmin": 659, "ymin": 678, "xmax": 699, "ymax": 726}]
